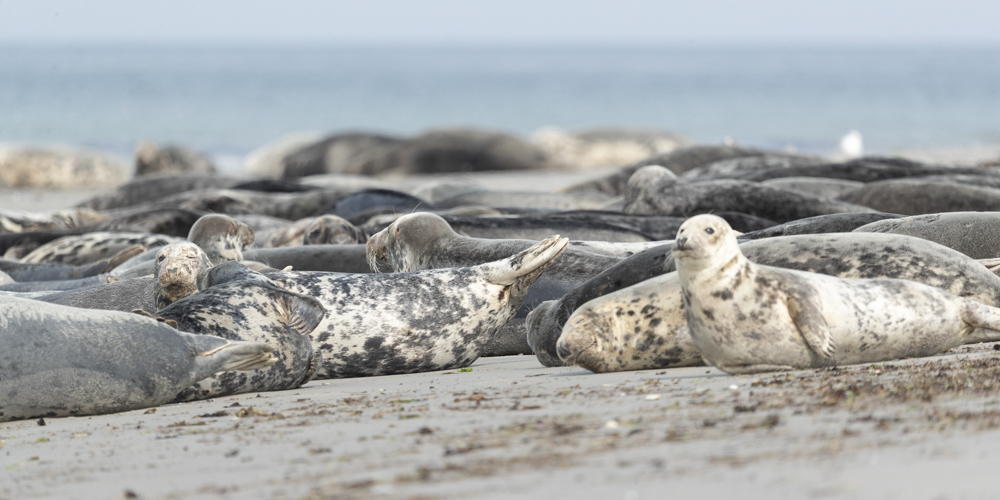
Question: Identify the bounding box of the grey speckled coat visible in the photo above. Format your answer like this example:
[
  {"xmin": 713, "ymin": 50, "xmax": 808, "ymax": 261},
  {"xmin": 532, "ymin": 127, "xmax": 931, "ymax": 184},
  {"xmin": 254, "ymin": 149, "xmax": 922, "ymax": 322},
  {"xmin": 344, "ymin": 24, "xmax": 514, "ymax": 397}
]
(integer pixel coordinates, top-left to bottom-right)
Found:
[
  {"xmin": 269, "ymin": 236, "xmax": 569, "ymax": 379},
  {"xmin": 156, "ymin": 277, "xmax": 325, "ymax": 401},
  {"xmin": 675, "ymin": 215, "xmax": 1000, "ymax": 374}
]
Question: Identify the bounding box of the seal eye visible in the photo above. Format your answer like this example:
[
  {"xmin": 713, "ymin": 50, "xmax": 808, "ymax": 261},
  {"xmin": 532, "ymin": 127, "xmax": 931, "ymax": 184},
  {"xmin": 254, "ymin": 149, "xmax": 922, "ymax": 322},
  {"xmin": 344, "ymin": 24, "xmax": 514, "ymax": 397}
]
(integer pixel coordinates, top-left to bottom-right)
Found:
[{"xmin": 705, "ymin": 227, "xmax": 715, "ymax": 235}]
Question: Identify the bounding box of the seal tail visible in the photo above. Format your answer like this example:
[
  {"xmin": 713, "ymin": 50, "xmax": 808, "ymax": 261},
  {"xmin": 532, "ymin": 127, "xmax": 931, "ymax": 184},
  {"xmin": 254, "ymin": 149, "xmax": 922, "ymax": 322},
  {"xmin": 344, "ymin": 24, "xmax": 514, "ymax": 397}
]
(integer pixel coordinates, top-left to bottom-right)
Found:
[{"xmin": 480, "ymin": 235, "xmax": 570, "ymax": 286}]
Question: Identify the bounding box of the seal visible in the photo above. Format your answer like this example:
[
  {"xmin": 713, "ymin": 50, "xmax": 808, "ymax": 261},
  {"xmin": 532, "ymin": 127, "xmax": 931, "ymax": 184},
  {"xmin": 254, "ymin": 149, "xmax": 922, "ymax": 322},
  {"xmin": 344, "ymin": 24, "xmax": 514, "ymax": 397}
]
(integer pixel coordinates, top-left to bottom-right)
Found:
[
  {"xmin": 0, "ymin": 258, "xmax": 109, "ymax": 282},
  {"xmin": 366, "ymin": 213, "xmax": 622, "ymax": 355},
  {"xmin": 674, "ymin": 214, "xmax": 1000, "ymax": 374},
  {"xmin": 153, "ymin": 265, "xmax": 326, "ymax": 401},
  {"xmin": 434, "ymin": 190, "xmax": 613, "ymax": 211},
  {"xmin": 187, "ymin": 214, "xmax": 256, "ymax": 265},
  {"xmin": 0, "ymin": 295, "xmax": 275, "ymax": 422},
  {"xmin": 304, "ymin": 215, "xmax": 367, "ymax": 245},
  {"xmin": 0, "ymin": 208, "xmax": 108, "ymax": 234},
  {"xmin": 245, "ymin": 245, "xmax": 379, "ymax": 273},
  {"xmin": 853, "ymin": 212, "xmax": 1000, "ymax": 259},
  {"xmin": 258, "ymin": 215, "xmax": 365, "ymax": 247},
  {"xmin": 760, "ymin": 177, "xmax": 864, "ymax": 200},
  {"xmin": 543, "ymin": 231, "xmax": 1000, "ymax": 371},
  {"xmin": 838, "ymin": 179, "xmax": 1000, "ymax": 215},
  {"xmin": 560, "ymin": 145, "xmax": 784, "ymax": 196},
  {"xmin": 268, "ymin": 235, "xmax": 569, "ymax": 378},
  {"xmin": 623, "ymin": 165, "xmax": 875, "ymax": 224},
  {"xmin": 436, "ymin": 216, "xmax": 653, "ymax": 243},
  {"xmin": 524, "ymin": 210, "xmax": 776, "ymax": 240},
  {"xmin": 738, "ymin": 212, "xmax": 904, "ymax": 240},
  {"xmin": 19, "ymin": 232, "xmax": 182, "ymax": 266},
  {"xmin": 38, "ymin": 241, "xmax": 214, "ymax": 312},
  {"xmin": 77, "ymin": 173, "xmax": 241, "ymax": 211},
  {"xmin": 734, "ymin": 156, "xmax": 1000, "ymax": 183}
]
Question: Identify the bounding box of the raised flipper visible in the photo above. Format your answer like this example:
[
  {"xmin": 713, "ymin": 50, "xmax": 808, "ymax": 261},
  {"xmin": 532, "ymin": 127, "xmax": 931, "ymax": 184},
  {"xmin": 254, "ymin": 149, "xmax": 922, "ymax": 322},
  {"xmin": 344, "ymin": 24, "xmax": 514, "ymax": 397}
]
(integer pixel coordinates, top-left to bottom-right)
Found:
[{"xmin": 477, "ymin": 235, "xmax": 569, "ymax": 286}]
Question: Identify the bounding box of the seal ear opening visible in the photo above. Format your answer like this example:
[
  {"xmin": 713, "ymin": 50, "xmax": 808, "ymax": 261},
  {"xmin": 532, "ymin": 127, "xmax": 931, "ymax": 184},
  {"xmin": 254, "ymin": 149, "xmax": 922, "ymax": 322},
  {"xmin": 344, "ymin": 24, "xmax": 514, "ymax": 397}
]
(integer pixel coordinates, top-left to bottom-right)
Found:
[{"xmin": 275, "ymin": 289, "xmax": 327, "ymax": 336}]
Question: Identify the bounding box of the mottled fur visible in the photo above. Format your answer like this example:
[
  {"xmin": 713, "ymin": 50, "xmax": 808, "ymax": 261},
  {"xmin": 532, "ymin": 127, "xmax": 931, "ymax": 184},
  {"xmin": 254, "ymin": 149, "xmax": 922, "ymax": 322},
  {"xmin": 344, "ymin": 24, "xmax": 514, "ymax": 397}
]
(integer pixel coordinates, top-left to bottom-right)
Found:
[
  {"xmin": 156, "ymin": 275, "xmax": 325, "ymax": 401},
  {"xmin": 270, "ymin": 236, "xmax": 568, "ymax": 378},
  {"xmin": 554, "ymin": 230, "xmax": 1000, "ymax": 373},
  {"xmin": 675, "ymin": 215, "xmax": 1000, "ymax": 374},
  {"xmin": 19, "ymin": 232, "xmax": 181, "ymax": 266},
  {"xmin": 187, "ymin": 214, "xmax": 255, "ymax": 264}
]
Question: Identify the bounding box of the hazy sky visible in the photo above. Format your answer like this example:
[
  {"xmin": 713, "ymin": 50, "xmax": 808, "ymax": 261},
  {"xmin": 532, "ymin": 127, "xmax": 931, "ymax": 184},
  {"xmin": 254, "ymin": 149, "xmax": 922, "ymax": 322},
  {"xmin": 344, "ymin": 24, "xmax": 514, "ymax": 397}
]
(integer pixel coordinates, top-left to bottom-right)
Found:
[{"xmin": 1, "ymin": 0, "xmax": 998, "ymax": 45}]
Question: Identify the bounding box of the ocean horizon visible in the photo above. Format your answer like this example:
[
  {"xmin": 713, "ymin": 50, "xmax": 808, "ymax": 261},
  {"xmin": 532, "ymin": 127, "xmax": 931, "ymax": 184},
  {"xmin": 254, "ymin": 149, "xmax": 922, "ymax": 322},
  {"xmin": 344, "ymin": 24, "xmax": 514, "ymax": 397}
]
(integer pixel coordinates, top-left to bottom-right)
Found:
[{"xmin": 1, "ymin": 43, "xmax": 998, "ymax": 162}]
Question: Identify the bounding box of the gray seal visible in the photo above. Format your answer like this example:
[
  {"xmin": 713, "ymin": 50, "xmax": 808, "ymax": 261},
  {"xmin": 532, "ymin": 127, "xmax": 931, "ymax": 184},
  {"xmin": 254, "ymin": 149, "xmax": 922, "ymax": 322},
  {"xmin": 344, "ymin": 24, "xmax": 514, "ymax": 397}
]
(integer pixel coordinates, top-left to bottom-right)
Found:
[
  {"xmin": 545, "ymin": 231, "xmax": 1000, "ymax": 371},
  {"xmin": 153, "ymin": 265, "xmax": 326, "ymax": 401},
  {"xmin": 674, "ymin": 214, "xmax": 1000, "ymax": 374},
  {"xmin": 738, "ymin": 212, "xmax": 904, "ymax": 240},
  {"xmin": 433, "ymin": 190, "xmax": 613, "ymax": 211},
  {"xmin": 245, "ymin": 245, "xmax": 379, "ymax": 273},
  {"xmin": 436, "ymin": 216, "xmax": 653, "ymax": 243},
  {"xmin": 0, "ymin": 295, "xmax": 275, "ymax": 422},
  {"xmin": 623, "ymin": 166, "xmax": 875, "ymax": 224},
  {"xmin": 853, "ymin": 212, "xmax": 1000, "ymax": 259},
  {"xmin": 187, "ymin": 214, "xmax": 256, "ymax": 264},
  {"xmin": 19, "ymin": 232, "xmax": 182, "ymax": 266},
  {"xmin": 38, "ymin": 241, "xmax": 215, "ymax": 312},
  {"xmin": 838, "ymin": 179, "xmax": 1000, "ymax": 215},
  {"xmin": 268, "ymin": 235, "xmax": 568, "ymax": 379},
  {"xmin": 366, "ymin": 213, "xmax": 622, "ymax": 355}
]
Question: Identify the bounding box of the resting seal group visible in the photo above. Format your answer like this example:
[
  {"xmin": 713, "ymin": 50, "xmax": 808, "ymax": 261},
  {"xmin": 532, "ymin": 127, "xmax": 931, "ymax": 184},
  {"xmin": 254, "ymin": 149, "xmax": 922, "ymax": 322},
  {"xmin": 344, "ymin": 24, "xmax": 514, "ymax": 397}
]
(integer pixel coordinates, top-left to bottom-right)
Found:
[{"xmin": 6, "ymin": 142, "xmax": 1000, "ymax": 422}]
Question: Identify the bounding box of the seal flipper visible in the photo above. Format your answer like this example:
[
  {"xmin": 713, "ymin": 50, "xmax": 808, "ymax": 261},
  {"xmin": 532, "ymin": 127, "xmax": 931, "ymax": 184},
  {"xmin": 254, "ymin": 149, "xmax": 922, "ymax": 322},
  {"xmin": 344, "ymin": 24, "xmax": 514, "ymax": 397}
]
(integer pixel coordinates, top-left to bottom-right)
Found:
[
  {"xmin": 274, "ymin": 287, "xmax": 326, "ymax": 335},
  {"xmin": 783, "ymin": 280, "xmax": 835, "ymax": 359},
  {"xmin": 102, "ymin": 244, "xmax": 147, "ymax": 274},
  {"xmin": 478, "ymin": 235, "xmax": 570, "ymax": 286},
  {"xmin": 191, "ymin": 340, "xmax": 277, "ymax": 377}
]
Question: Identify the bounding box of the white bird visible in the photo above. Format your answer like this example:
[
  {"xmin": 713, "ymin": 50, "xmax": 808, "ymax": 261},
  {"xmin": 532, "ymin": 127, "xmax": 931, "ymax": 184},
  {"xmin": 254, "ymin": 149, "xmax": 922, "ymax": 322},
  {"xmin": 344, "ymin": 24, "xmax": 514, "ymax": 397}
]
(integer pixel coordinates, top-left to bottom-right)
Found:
[{"xmin": 840, "ymin": 130, "xmax": 863, "ymax": 158}]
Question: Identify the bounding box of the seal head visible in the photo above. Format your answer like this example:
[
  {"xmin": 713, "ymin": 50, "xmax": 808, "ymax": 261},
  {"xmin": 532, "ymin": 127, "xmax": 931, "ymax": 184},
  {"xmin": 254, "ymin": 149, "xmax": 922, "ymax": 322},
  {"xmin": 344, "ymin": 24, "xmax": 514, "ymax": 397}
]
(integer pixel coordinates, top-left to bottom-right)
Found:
[
  {"xmin": 154, "ymin": 241, "xmax": 213, "ymax": 309},
  {"xmin": 187, "ymin": 214, "xmax": 256, "ymax": 264}
]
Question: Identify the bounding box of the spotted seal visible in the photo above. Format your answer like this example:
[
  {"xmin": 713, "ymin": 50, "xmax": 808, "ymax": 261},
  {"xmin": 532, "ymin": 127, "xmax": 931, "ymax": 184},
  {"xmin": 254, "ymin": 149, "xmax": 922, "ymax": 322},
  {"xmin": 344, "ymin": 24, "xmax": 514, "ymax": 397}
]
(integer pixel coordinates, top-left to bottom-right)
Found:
[
  {"xmin": 153, "ymin": 264, "xmax": 326, "ymax": 401},
  {"xmin": 268, "ymin": 235, "xmax": 568, "ymax": 378},
  {"xmin": 545, "ymin": 231, "xmax": 1000, "ymax": 371},
  {"xmin": 18, "ymin": 232, "xmax": 182, "ymax": 266},
  {"xmin": 0, "ymin": 295, "xmax": 275, "ymax": 422},
  {"xmin": 674, "ymin": 214, "xmax": 1000, "ymax": 374},
  {"xmin": 624, "ymin": 165, "xmax": 875, "ymax": 224}
]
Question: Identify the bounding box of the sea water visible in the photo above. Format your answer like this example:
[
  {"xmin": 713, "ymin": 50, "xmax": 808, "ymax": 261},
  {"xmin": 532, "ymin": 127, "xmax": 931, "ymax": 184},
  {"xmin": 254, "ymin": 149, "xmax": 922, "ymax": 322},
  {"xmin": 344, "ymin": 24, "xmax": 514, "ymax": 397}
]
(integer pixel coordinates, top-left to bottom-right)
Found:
[{"xmin": 0, "ymin": 44, "xmax": 997, "ymax": 159}]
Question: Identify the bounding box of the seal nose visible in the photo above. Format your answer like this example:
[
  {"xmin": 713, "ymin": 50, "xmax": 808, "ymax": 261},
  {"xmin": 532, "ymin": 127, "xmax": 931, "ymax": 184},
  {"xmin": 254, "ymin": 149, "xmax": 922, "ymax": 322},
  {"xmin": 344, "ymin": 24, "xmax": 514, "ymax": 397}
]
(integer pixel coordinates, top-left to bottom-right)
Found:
[
  {"xmin": 556, "ymin": 342, "xmax": 573, "ymax": 361},
  {"xmin": 675, "ymin": 236, "xmax": 688, "ymax": 250}
]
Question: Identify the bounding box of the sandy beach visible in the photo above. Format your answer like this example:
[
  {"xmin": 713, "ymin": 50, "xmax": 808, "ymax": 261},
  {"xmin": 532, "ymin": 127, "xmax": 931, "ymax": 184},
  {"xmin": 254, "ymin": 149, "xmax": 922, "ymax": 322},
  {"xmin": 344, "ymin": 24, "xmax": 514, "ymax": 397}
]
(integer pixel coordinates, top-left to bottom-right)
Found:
[
  {"xmin": 6, "ymin": 345, "xmax": 1000, "ymax": 500},
  {"xmin": 3, "ymin": 154, "xmax": 1000, "ymax": 499}
]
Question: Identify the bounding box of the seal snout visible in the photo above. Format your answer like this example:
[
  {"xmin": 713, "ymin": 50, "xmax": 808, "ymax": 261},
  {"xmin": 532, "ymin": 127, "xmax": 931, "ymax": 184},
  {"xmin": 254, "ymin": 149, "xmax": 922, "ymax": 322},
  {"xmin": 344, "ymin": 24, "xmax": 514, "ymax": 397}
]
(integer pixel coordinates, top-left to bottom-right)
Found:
[
  {"xmin": 674, "ymin": 236, "xmax": 689, "ymax": 251},
  {"xmin": 555, "ymin": 342, "xmax": 573, "ymax": 361}
]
